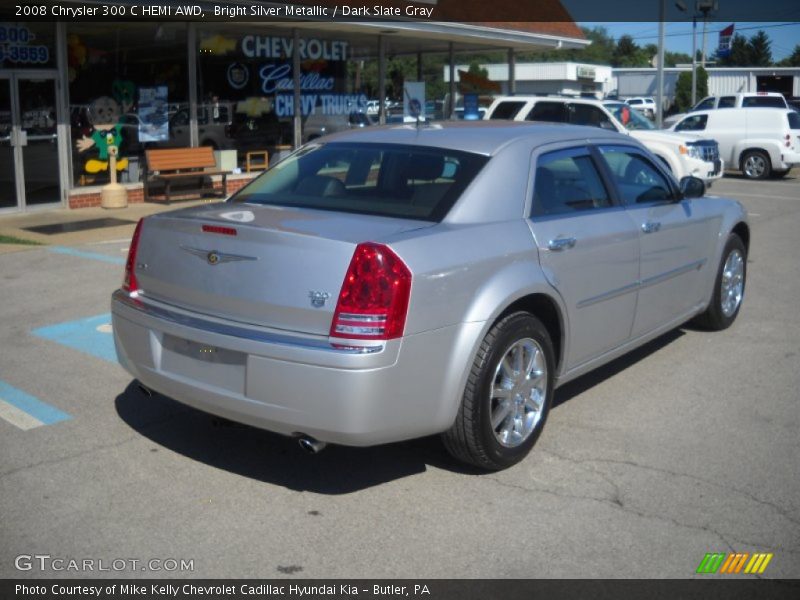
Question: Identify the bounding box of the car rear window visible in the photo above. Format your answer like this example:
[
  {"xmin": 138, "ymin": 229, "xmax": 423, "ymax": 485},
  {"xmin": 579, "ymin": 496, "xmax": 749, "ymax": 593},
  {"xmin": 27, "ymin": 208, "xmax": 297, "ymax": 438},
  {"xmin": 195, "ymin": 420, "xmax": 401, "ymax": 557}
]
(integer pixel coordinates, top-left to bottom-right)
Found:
[
  {"xmin": 742, "ymin": 96, "xmax": 786, "ymax": 108},
  {"xmin": 788, "ymin": 112, "xmax": 800, "ymax": 130},
  {"xmin": 231, "ymin": 142, "xmax": 489, "ymax": 222},
  {"xmin": 489, "ymin": 101, "xmax": 526, "ymax": 120}
]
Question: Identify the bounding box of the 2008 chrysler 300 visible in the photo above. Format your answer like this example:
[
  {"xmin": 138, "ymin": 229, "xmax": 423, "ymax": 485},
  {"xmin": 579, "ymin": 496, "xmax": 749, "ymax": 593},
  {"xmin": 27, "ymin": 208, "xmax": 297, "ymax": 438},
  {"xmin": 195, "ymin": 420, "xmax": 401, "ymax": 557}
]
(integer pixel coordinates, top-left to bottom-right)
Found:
[{"xmin": 112, "ymin": 122, "xmax": 748, "ymax": 470}]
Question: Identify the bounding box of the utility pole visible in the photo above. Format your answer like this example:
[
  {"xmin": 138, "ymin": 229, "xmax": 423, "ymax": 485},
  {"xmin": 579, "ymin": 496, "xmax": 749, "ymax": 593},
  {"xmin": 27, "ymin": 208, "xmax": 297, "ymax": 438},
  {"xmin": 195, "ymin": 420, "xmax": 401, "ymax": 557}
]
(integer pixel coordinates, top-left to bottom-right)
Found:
[{"xmin": 656, "ymin": 0, "xmax": 666, "ymax": 127}]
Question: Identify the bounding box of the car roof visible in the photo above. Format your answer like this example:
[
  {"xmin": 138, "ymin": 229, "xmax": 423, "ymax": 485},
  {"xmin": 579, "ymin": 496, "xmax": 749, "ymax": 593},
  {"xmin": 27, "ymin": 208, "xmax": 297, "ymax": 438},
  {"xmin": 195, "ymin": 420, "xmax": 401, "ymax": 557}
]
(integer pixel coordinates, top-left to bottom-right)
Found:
[
  {"xmin": 678, "ymin": 107, "xmax": 794, "ymax": 117},
  {"xmin": 318, "ymin": 120, "xmax": 629, "ymax": 156},
  {"xmin": 490, "ymin": 95, "xmax": 607, "ymax": 108}
]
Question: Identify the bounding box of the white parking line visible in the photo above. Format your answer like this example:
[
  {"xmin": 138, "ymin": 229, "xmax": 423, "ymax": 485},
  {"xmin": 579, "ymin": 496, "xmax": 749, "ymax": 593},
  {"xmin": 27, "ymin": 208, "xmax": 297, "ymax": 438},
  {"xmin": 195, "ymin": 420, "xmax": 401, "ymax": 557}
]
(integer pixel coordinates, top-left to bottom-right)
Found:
[
  {"xmin": 733, "ymin": 193, "xmax": 800, "ymax": 201},
  {"xmin": 0, "ymin": 398, "xmax": 45, "ymax": 430}
]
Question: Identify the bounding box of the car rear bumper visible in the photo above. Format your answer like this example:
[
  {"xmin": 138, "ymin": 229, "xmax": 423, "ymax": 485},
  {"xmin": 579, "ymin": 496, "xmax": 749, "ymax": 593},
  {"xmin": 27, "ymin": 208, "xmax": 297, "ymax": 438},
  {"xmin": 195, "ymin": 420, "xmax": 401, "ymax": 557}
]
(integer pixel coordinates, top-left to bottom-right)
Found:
[
  {"xmin": 780, "ymin": 151, "xmax": 800, "ymax": 168},
  {"xmin": 111, "ymin": 290, "xmax": 482, "ymax": 446}
]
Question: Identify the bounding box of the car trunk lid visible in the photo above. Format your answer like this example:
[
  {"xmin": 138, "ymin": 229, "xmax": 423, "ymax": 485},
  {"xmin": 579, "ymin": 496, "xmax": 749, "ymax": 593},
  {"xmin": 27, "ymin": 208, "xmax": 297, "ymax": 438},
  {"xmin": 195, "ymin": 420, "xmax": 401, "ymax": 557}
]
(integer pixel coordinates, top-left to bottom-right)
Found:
[{"xmin": 133, "ymin": 204, "xmax": 432, "ymax": 336}]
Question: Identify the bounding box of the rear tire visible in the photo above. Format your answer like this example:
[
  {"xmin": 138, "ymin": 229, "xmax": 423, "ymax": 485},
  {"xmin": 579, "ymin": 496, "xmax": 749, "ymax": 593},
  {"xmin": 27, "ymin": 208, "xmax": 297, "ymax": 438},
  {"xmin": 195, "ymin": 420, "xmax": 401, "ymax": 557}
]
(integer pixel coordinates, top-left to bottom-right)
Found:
[
  {"xmin": 442, "ymin": 312, "xmax": 554, "ymax": 471},
  {"xmin": 693, "ymin": 234, "xmax": 746, "ymax": 331},
  {"xmin": 741, "ymin": 150, "xmax": 771, "ymax": 180}
]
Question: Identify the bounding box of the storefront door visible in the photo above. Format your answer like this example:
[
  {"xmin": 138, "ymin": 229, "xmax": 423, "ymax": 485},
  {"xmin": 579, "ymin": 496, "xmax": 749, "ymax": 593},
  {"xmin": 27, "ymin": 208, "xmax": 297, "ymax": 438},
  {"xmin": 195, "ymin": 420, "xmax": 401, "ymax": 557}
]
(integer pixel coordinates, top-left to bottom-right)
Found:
[{"xmin": 0, "ymin": 72, "xmax": 62, "ymax": 212}]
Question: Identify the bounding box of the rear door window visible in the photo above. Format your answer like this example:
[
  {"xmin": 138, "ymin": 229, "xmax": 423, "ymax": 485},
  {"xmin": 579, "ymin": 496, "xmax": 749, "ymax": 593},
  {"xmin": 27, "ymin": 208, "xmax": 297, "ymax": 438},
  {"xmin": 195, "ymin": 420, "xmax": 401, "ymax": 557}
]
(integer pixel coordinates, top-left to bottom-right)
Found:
[
  {"xmin": 569, "ymin": 104, "xmax": 614, "ymax": 129},
  {"xmin": 488, "ymin": 101, "xmax": 526, "ymax": 120},
  {"xmin": 526, "ymin": 102, "xmax": 568, "ymax": 123},
  {"xmin": 532, "ymin": 148, "xmax": 612, "ymax": 217}
]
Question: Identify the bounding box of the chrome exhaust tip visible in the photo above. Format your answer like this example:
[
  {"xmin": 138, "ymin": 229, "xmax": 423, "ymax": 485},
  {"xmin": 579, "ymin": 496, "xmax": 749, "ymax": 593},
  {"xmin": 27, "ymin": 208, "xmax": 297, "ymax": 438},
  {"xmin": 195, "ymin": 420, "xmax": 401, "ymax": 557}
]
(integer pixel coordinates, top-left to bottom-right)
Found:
[
  {"xmin": 298, "ymin": 436, "xmax": 326, "ymax": 454},
  {"xmin": 137, "ymin": 383, "xmax": 153, "ymax": 397}
]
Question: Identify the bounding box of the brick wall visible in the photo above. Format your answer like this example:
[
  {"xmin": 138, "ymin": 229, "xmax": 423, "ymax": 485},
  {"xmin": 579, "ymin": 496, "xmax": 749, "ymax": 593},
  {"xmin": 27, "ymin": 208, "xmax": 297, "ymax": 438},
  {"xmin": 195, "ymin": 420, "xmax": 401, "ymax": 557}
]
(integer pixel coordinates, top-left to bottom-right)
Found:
[{"xmin": 68, "ymin": 175, "xmax": 255, "ymax": 209}]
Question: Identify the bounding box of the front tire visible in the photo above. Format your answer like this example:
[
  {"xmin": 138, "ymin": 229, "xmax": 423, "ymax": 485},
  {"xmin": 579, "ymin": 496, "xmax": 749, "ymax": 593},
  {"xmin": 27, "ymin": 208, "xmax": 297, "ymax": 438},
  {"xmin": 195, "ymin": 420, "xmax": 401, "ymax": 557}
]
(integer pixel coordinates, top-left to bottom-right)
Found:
[
  {"xmin": 442, "ymin": 312, "xmax": 555, "ymax": 470},
  {"xmin": 694, "ymin": 234, "xmax": 746, "ymax": 331},
  {"xmin": 741, "ymin": 150, "xmax": 771, "ymax": 180}
]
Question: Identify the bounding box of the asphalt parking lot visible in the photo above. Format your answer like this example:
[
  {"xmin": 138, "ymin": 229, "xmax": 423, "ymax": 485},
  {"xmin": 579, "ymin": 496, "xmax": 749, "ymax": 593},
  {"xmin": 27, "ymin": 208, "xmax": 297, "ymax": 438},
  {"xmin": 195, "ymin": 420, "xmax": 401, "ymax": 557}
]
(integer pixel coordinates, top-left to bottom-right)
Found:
[{"xmin": 1, "ymin": 174, "xmax": 799, "ymax": 579}]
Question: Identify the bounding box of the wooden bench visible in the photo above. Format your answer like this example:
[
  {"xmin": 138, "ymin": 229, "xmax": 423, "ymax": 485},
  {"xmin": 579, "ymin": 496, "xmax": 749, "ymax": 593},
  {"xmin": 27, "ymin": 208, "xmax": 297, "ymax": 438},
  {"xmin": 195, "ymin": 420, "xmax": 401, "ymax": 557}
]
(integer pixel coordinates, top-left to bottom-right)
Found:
[{"xmin": 144, "ymin": 146, "xmax": 230, "ymax": 204}]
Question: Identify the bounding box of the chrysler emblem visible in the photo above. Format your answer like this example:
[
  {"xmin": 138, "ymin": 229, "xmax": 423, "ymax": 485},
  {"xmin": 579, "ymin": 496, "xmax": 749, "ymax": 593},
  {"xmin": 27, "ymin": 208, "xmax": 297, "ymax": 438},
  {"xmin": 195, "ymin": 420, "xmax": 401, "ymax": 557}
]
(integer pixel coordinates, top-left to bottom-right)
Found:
[{"xmin": 180, "ymin": 245, "xmax": 257, "ymax": 265}]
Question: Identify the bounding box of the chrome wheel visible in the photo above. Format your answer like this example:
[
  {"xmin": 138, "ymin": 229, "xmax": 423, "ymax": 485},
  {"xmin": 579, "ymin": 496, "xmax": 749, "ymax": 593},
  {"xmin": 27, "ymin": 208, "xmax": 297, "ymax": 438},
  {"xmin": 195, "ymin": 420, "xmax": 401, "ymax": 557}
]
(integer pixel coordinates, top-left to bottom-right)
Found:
[
  {"xmin": 489, "ymin": 338, "xmax": 547, "ymax": 448},
  {"xmin": 743, "ymin": 154, "xmax": 767, "ymax": 179},
  {"xmin": 720, "ymin": 249, "xmax": 744, "ymax": 317}
]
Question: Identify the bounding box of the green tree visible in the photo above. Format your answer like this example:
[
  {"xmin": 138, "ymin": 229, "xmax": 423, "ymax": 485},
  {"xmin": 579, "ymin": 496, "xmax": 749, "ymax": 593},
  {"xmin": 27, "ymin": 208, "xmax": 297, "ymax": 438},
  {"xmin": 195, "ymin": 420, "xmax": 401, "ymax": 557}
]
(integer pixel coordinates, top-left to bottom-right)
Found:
[
  {"xmin": 778, "ymin": 44, "xmax": 800, "ymax": 67},
  {"xmin": 674, "ymin": 65, "xmax": 709, "ymax": 112},
  {"xmin": 747, "ymin": 30, "xmax": 773, "ymax": 66},
  {"xmin": 717, "ymin": 33, "xmax": 750, "ymax": 66}
]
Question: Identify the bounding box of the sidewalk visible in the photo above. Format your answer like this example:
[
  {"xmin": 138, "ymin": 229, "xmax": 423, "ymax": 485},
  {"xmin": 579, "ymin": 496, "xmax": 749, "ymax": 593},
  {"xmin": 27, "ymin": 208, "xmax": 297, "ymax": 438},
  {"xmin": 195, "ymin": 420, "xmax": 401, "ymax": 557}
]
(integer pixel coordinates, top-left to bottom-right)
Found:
[{"xmin": 0, "ymin": 199, "xmax": 221, "ymax": 255}]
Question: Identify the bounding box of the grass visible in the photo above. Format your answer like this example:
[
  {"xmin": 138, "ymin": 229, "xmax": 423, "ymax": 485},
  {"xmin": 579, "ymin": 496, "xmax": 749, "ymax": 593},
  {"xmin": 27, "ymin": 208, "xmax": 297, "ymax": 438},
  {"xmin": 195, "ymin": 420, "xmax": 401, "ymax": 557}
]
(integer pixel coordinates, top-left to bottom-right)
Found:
[{"xmin": 0, "ymin": 234, "xmax": 44, "ymax": 246}]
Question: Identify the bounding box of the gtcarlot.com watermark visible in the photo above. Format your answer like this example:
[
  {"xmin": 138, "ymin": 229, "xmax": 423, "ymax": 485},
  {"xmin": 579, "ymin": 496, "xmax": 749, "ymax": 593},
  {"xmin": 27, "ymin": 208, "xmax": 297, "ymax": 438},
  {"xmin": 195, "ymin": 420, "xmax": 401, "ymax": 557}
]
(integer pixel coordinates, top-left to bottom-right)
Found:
[{"xmin": 15, "ymin": 554, "xmax": 194, "ymax": 573}]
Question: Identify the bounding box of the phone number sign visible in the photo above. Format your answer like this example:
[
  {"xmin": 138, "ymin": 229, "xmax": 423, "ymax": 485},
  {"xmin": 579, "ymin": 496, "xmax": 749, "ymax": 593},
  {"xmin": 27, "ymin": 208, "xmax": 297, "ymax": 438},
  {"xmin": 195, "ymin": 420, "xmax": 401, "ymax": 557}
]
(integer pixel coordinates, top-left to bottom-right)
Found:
[{"xmin": 0, "ymin": 24, "xmax": 50, "ymax": 64}]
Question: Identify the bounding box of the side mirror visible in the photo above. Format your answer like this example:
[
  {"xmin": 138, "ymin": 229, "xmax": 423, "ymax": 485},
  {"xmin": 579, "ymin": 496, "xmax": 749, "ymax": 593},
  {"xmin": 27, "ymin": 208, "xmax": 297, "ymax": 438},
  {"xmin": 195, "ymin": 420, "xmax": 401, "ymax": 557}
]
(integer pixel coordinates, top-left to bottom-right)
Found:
[{"xmin": 679, "ymin": 175, "xmax": 705, "ymax": 199}]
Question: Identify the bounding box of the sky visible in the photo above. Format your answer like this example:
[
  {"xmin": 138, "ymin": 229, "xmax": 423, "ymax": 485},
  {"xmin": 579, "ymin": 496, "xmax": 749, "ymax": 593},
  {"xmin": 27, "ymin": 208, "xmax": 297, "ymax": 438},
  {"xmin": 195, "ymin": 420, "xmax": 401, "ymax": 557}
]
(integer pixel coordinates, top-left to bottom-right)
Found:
[{"xmin": 579, "ymin": 22, "xmax": 800, "ymax": 61}]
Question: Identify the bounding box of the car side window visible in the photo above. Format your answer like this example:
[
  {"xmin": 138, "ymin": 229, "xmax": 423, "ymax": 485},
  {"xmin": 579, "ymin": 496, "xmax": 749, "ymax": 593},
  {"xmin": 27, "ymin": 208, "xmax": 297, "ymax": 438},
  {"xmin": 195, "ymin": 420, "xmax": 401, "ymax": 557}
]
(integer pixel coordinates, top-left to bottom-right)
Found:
[
  {"xmin": 693, "ymin": 98, "xmax": 715, "ymax": 111},
  {"xmin": 526, "ymin": 102, "xmax": 568, "ymax": 123},
  {"xmin": 598, "ymin": 147, "xmax": 674, "ymax": 205},
  {"xmin": 569, "ymin": 104, "xmax": 614, "ymax": 129},
  {"xmin": 675, "ymin": 114, "xmax": 708, "ymax": 131},
  {"xmin": 489, "ymin": 101, "xmax": 526, "ymax": 120},
  {"xmin": 532, "ymin": 148, "xmax": 612, "ymax": 217},
  {"xmin": 743, "ymin": 96, "xmax": 785, "ymax": 108},
  {"xmin": 718, "ymin": 96, "xmax": 736, "ymax": 108}
]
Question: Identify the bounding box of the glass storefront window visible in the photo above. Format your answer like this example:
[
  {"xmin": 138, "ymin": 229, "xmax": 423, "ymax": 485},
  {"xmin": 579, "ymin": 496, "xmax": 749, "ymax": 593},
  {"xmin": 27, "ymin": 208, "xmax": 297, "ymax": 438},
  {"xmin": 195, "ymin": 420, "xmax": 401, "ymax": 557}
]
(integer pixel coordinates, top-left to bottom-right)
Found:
[
  {"xmin": 0, "ymin": 22, "xmax": 56, "ymax": 69},
  {"xmin": 197, "ymin": 25, "xmax": 373, "ymax": 165},
  {"xmin": 67, "ymin": 24, "xmax": 188, "ymax": 186}
]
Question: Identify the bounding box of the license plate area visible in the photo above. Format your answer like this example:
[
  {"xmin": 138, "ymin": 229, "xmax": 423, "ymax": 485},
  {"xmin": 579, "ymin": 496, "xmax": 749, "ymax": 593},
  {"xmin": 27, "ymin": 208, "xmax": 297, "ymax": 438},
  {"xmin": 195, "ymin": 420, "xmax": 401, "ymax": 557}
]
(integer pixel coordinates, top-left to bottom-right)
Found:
[{"xmin": 160, "ymin": 334, "xmax": 246, "ymax": 394}]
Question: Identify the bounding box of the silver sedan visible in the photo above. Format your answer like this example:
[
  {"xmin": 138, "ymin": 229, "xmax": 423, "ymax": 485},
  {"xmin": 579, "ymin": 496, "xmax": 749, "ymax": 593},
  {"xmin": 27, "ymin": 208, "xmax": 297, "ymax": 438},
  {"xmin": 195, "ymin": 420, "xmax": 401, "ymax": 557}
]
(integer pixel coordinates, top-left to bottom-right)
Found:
[{"xmin": 112, "ymin": 121, "xmax": 748, "ymax": 470}]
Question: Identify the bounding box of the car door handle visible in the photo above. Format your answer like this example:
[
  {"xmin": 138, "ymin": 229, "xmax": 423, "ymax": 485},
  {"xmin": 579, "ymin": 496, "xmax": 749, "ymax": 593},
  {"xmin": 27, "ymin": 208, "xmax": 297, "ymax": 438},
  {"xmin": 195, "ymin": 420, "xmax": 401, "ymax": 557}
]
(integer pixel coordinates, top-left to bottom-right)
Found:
[
  {"xmin": 642, "ymin": 221, "xmax": 661, "ymax": 234},
  {"xmin": 548, "ymin": 237, "xmax": 577, "ymax": 251}
]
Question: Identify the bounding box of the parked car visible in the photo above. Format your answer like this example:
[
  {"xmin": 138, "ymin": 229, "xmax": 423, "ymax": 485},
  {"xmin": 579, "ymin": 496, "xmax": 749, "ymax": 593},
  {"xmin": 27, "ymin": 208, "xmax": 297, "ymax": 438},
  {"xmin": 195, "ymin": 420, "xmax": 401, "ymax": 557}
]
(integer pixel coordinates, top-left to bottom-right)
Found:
[
  {"xmin": 669, "ymin": 107, "xmax": 800, "ymax": 179},
  {"xmin": 169, "ymin": 103, "xmax": 236, "ymax": 150},
  {"xmin": 303, "ymin": 111, "xmax": 370, "ymax": 143},
  {"xmin": 112, "ymin": 121, "xmax": 749, "ymax": 470},
  {"xmin": 663, "ymin": 92, "xmax": 789, "ymax": 128},
  {"xmin": 625, "ymin": 97, "xmax": 657, "ymax": 118},
  {"xmin": 484, "ymin": 95, "xmax": 723, "ymax": 185}
]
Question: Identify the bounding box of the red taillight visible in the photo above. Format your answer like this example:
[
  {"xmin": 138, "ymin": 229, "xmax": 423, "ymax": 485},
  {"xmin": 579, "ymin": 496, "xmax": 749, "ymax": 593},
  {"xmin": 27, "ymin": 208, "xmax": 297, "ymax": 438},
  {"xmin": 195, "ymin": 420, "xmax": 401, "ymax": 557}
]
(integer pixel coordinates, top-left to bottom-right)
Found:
[
  {"xmin": 786, "ymin": 134, "xmax": 792, "ymax": 148},
  {"xmin": 330, "ymin": 243, "xmax": 412, "ymax": 341},
  {"xmin": 122, "ymin": 218, "xmax": 144, "ymax": 294},
  {"xmin": 202, "ymin": 224, "xmax": 237, "ymax": 235}
]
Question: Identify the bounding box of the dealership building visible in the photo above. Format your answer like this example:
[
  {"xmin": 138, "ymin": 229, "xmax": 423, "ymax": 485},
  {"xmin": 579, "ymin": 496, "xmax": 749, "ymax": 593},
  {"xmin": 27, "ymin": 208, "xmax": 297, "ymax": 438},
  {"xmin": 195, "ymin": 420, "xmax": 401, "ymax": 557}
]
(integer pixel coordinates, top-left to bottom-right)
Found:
[{"xmin": 0, "ymin": 0, "xmax": 587, "ymax": 212}]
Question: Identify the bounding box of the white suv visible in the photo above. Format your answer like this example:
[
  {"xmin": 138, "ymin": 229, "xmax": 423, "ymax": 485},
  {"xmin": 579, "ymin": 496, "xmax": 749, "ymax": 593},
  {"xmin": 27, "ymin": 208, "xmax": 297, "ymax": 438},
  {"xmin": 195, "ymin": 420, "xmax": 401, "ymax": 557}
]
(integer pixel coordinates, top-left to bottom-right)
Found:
[
  {"xmin": 669, "ymin": 107, "xmax": 800, "ymax": 179},
  {"xmin": 626, "ymin": 97, "xmax": 657, "ymax": 118},
  {"xmin": 484, "ymin": 96, "xmax": 723, "ymax": 185},
  {"xmin": 664, "ymin": 92, "xmax": 788, "ymax": 128}
]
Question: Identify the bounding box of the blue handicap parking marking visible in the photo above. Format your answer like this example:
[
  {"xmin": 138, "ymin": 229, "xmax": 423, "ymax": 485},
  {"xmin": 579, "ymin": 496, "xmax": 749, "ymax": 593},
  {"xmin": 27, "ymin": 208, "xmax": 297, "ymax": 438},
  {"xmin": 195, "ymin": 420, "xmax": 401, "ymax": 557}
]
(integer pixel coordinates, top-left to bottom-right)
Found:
[
  {"xmin": 48, "ymin": 246, "xmax": 126, "ymax": 265},
  {"xmin": 32, "ymin": 313, "xmax": 118, "ymax": 364},
  {"xmin": 0, "ymin": 380, "xmax": 72, "ymax": 430}
]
